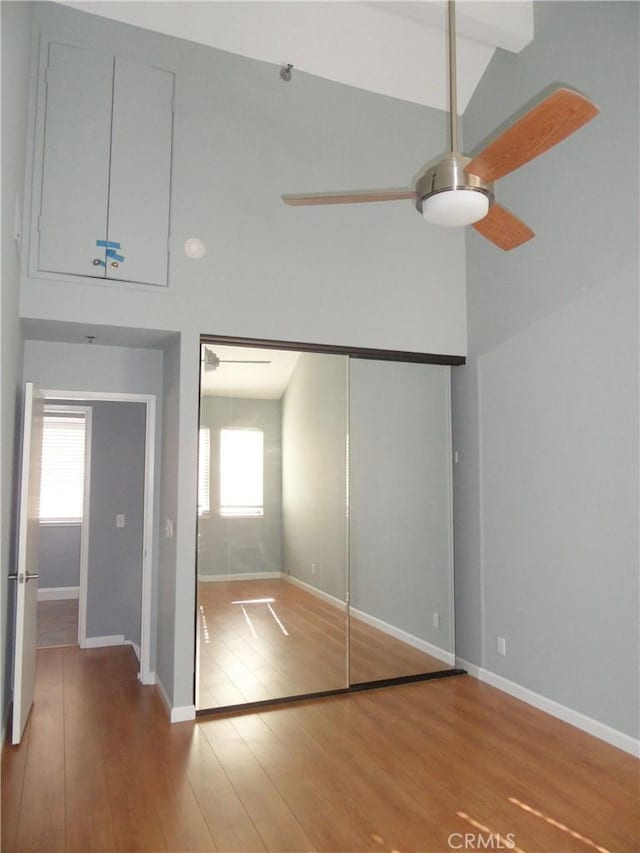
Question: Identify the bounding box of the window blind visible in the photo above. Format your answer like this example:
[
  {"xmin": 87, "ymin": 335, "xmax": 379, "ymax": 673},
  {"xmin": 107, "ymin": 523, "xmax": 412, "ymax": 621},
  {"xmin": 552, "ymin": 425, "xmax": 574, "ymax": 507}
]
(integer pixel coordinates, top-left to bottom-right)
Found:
[
  {"xmin": 219, "ymin": 428, "xmax": 264, "ymax": 517},
  {"xmin": 39, "ymin": 415, "xmax": 86, "ymax": 522},
  {"xmin": 198, "ymin": 426, "xmax": 211, "ymax": 516}
]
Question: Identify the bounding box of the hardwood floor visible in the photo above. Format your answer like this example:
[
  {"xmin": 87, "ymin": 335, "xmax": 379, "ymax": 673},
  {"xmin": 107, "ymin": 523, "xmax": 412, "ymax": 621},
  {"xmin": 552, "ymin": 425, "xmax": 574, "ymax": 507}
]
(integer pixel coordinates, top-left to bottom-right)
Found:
[
  {"xmin": 36, "ymin": 600, "xmax": 79, "ymax": 648},
  {"xmin": 3, "ymin": 645, "xmax": 638, "ymax": 852},
  {"xmin": 197, "ymin": 579, "xmax": 451, "ymax": 710}
]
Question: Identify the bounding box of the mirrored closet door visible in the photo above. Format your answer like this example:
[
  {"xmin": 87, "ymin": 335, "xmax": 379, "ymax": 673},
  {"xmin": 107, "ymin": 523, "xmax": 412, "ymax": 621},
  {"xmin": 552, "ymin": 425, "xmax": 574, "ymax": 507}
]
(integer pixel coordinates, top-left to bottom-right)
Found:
[
  {"xmin": 348, "ymin": 358, "xmax": 455, "ymax": 684},
  {"xmin": 196, "ymin": 343, "xmax": 349, "ymax": 710},
  {"xmin": 196, "ymin": 338, "xmax": 457, "ymax": 714}
]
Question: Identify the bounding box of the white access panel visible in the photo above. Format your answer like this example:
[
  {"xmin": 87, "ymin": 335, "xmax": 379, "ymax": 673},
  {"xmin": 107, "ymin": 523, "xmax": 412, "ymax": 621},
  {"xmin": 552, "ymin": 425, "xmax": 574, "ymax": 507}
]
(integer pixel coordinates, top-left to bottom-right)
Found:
[
  {"xmin": 107, "ymin": 57, "xmax": 174, "ymax": 287},
  {"xmin": 38, "ymin": 42, "xmax": 113, "ymax": 278}
]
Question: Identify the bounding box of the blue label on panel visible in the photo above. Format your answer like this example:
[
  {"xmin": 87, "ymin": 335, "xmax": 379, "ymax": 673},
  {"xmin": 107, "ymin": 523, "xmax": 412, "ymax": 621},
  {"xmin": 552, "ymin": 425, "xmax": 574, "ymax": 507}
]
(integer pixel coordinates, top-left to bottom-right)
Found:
[
  {"xmin": 106, "ymin": 249, "xmax": 125, "ymax": 263},
  {"xmin": 96, "ymin": 240, "xmax": 122, "ymax": 249}
]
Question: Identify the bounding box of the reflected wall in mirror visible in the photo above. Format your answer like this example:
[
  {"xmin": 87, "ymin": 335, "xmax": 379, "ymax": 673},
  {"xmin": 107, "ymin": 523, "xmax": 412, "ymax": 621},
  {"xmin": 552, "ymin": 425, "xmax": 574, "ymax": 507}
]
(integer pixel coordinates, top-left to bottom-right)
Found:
[
  {"xmin": 348, "ymin": 359, "xmax": 455, "ymax": 684},
  {"xmin": 196, "ymin": 344, "xmax": 348, "ymax": 710}
]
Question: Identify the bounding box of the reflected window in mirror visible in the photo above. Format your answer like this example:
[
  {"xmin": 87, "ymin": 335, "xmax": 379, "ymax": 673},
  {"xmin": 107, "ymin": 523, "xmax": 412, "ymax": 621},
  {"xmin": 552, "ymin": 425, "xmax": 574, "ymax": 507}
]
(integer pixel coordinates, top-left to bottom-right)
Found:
[{"xmin": 219, "ymin": 428, "xmax": 264, "ymax": 518}]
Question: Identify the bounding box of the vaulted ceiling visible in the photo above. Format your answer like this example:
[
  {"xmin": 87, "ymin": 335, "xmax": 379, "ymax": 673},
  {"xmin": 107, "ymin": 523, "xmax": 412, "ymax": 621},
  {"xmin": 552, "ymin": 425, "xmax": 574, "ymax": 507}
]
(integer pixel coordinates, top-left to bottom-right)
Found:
[{"xmin": 61, "ymin": 1, "xmax": 534, "ymax": 112}]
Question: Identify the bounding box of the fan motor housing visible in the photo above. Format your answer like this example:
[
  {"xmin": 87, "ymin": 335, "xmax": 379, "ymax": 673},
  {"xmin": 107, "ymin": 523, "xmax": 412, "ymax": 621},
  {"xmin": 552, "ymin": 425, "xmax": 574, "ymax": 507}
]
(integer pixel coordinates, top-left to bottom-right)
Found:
[{"xmin": 415, "ymin": 153, "xmax": 494, "ymax": 213}]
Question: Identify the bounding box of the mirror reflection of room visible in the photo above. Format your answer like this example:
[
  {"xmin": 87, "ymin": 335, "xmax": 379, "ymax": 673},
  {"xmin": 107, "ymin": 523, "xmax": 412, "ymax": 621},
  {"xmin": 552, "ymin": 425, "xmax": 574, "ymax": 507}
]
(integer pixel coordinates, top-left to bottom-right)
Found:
[
  {"xmin": 196, "ymin": 345, "xmax": 349, "ymax": 709},
  {"xmin": 196, "ymin": 341, "xmax": 456, "ymax": 713},
  {"xmin": 348, "ymin": 359, "xmax": 455, "ymax": 684}
]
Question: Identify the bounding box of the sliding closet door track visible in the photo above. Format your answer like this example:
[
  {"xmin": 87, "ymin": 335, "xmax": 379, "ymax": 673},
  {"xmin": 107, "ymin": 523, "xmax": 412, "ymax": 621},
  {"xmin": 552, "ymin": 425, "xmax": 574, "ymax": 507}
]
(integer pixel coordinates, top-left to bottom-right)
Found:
[{"xmin": 195, "ymin": 667, "xmax": 468, "ymax": 718}]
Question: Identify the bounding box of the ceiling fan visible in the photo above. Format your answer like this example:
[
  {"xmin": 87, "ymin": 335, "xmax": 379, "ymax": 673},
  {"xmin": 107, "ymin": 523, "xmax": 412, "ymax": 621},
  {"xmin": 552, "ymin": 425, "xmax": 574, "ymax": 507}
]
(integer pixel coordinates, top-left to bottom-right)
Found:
[
  {"xmin": 281, "ymin": 0, "xmax": 598, "ymax": 251},
  {"xmin": 201, "ymin": 347, "xmax": 272, "ymax": 372}
]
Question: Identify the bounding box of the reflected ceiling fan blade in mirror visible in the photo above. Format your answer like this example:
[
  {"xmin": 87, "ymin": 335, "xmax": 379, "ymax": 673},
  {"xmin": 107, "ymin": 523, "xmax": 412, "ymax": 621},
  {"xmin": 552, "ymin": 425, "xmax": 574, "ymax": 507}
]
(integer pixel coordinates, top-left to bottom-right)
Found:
[{"xmin": 201, "ymin": 348, "xmax": 272, "ymax": 371}]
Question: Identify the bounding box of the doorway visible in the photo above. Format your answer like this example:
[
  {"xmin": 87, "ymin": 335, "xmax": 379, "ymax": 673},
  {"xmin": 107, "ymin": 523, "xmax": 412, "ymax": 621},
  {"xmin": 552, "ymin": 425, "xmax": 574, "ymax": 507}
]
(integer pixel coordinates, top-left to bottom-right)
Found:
[
  {"xmin": 40, "ymin": 390, "xmax": 156, "ymax": 684},
  {"xmin": 36, "ymin": 404, "xmax": 91, "ymax": 649}
]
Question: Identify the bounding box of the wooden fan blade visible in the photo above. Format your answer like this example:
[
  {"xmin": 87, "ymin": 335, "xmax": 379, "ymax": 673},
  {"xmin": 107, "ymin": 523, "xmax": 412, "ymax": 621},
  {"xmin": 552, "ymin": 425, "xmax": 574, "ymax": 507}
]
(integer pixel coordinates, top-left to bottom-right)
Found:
[
  {"xmin": 465, "ymin": 88, "xmax": 599, "ymax": 183},
  {"xmin": 282, "ymin": 189, "xmax": 416, "ymax": 206},
  {"xmin": 473, "ymin": 203, "xmax": 534, "ymax": 251}
]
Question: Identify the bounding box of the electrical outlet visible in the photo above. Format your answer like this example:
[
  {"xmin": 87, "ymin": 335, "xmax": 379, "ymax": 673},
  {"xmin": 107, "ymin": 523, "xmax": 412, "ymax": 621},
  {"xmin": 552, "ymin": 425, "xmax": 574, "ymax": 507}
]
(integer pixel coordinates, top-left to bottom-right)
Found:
[
  {"xmin": 116, "ymin": 513, "xmax": 126, "ymax": 528},
  {"xmin": 497, "ymin": 636, "xmax": 506, "ymax": 656},
  {"xmin": 311, "ymin": 562, "xmax": 317, "ymax": 575},
  {"xmin": 433, "ymin": 611, "xmax": 440, "ymax": 629}
]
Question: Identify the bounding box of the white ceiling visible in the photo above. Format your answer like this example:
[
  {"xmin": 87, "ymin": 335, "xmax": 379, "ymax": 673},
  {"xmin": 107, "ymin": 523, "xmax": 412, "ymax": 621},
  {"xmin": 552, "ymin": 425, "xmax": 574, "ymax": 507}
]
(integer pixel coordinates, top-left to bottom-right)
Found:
[
  {"xmin": 200, "ymin": 345, "xmax": 300, "ymax": 399},
  {"xmin": 62, "ymin": 1, "xmax": 533, "ymax": 112}
]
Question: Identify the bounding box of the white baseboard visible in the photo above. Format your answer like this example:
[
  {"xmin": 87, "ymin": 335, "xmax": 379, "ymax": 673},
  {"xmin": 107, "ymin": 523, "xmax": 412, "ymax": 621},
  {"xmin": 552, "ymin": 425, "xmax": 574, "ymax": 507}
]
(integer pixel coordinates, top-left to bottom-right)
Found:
[
  {"xmin": 456, "ymin": 657, "xmax": 482, "ymax": 679},
  {"xmin": 155, "ymin": 675, "xmax": 196, "ymax": 723},
  {"xmin": 139, "ymin": 669, "xmax": 156, "ymax": 686},
  {"xmin": 127, "ymin": 641, "xmax": 141, "ymax": 662},
  {"xmin": 156, "ymin": 675, "xmax": 171, "ymax": 715},
  {"xmin": 81, "ymin": 634, "xmax": 124, "ymax": 649},
  {"xmin": 171, "ymin": 704, "xmax": 196, "ymax": 723},
  {"xmin": 456, "ymin": 658, "xmax": 639, "ymax": 758},
  {"xmin": 37, "ymin": 585, "xmax": 79, "ymax": 601},
  {"xmin": 283, "ymin": 573, "xmax": 347, "ymax": 610},
  {"xmin": 198, "ymin": 571, "xmax": 281, "ymax": 582},
  {"xmin": 350, "ymin": 607, "xmax": 455, "ymax": 667}
]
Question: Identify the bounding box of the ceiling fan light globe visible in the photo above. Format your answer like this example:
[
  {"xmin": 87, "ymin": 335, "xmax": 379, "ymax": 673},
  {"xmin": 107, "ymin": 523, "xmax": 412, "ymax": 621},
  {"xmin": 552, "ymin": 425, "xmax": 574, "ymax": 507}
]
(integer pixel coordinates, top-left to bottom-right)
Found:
[{"xmin": 421, "ymin": 188, "xmax": 490, "ymax": 228}]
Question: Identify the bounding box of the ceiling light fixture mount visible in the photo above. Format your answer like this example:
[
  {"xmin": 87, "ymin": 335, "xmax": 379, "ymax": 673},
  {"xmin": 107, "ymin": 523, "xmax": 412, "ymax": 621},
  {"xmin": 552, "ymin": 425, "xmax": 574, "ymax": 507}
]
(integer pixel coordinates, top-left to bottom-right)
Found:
[
  {"xmin": 416, "ymin": 153, "xmax": 493, "ymax": 227},
  {"xmin": 415, "ymin": 1, "xmax": 492, "ymax": 228}
]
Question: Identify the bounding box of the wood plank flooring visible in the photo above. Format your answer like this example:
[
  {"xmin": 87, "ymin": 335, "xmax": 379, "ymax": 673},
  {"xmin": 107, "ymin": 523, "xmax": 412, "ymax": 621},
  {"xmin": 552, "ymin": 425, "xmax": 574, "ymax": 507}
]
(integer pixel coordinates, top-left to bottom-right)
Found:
[
  {"xmin": 3, "ymin": 645, "xmax": 638, "ymax": 852},
  {"xmin": 36, "ymin": 599, "xmax": 79, "ymax": 648},
  {"xmin": 197, "ymin": 579, "xmax": 451, "ymax": 710}
]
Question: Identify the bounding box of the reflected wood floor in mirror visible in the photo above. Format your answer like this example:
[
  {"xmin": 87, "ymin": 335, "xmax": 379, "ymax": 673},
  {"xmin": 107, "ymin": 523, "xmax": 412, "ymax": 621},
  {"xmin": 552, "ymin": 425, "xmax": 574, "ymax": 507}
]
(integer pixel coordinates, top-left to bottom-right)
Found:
[{"xmin": 197, "ymin": 578, "xmax": 450, "ymax": 710}]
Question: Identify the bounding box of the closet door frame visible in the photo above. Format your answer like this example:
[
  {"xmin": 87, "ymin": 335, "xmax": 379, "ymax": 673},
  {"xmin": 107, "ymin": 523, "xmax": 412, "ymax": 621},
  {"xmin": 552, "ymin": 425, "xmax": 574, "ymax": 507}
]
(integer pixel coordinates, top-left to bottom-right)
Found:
[{"xmin": 194, "ymin": 333, "xmax": 466, "ymax": 717}]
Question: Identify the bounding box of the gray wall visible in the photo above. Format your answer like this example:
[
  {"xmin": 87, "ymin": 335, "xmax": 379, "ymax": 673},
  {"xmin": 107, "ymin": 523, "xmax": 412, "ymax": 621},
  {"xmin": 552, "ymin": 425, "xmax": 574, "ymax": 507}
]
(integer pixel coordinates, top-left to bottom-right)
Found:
[
  {"xmin": 85, "ymin": 401, "xmax": 146, "ymax": 644},
  {"xmin": 1, "ymin": 0, "xmax": 33, "ymax": 734},
  {"xmin": 282, "ymin": 353, "xmax": 348, "ymax": 601},
  {"xmin": 455, "ymin": 1, "xmax": 639, "ymax": 738},
  {"xmin": 198, "ymin": 396, "xmax": 282, "ymax": 578},
  {"xmin": 39, "ymin": 525, "xmax": 80, "ymax": 588},
  {"xmin": 157, "ymin": 335, "xmax": 180, "ymax": 703},
  {"xmin": 21, "ymin": 3, "xmax": 467, "ymax": 358},
  {"xmin": 350, "ymin": 360, "xmax": 454, "ymax": 651}
]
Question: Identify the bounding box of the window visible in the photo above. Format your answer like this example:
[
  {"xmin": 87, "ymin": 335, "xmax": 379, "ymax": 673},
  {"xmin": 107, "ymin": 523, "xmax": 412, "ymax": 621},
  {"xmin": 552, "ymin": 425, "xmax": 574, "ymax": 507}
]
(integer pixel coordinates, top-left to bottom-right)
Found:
[
  {"xmin": 219, "ymin": 428, "xmax": 264, "ymax": 517},
  {"xmin": 198, "ymin": 426, "xmax": 211, "ymax": 516},
  {"xmin": 39, "ymin": 415, "xmax": 86, "ymax": 523}
]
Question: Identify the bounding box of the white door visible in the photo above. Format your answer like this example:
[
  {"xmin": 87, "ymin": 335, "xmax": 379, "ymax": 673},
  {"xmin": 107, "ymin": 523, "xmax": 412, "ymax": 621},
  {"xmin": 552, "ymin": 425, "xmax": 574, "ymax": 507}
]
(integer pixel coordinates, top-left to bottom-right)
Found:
[{"xmin": 12, "ymin": 382, "xmax": 44, "ymax": 744}]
